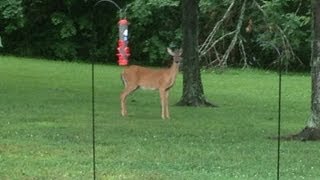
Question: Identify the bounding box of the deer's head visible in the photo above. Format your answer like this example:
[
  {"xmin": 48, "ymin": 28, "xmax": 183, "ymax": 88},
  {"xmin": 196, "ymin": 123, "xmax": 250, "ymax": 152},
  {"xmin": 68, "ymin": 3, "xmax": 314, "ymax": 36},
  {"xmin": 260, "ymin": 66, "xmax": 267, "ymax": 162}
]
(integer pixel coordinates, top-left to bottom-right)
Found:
[{"xmin": 167, "ymin": 48, "xmax": 183, "ymax": 64}]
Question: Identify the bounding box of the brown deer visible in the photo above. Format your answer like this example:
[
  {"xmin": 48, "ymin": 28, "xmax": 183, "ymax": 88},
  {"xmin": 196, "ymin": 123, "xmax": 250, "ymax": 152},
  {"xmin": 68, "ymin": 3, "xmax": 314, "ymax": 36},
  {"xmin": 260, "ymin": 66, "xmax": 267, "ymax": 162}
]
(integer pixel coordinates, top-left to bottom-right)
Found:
[{"xmin": 120, "ymin": 48, "xmax": 182, "ymax": 119}]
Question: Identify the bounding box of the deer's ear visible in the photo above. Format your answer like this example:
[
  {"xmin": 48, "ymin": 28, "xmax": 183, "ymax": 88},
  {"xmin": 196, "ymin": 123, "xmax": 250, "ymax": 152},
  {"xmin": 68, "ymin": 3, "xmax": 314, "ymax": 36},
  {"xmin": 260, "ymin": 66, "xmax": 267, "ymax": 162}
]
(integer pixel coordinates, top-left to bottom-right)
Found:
[
  {"xmin": 178, "ymin": 48, "xmax": 183, "ymax": 56},
  {"xmin": 167, "ymin": 48, "xmax": 175, "ymax": 56}
]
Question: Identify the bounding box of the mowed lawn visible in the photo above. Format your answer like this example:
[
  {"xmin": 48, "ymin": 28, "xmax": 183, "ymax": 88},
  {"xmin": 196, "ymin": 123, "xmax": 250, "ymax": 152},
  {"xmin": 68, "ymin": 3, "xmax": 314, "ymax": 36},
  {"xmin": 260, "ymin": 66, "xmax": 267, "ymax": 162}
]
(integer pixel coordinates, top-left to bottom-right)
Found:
[{"xmin": 0, "ymin": 56, "xmax": 319, "ymax": 179}]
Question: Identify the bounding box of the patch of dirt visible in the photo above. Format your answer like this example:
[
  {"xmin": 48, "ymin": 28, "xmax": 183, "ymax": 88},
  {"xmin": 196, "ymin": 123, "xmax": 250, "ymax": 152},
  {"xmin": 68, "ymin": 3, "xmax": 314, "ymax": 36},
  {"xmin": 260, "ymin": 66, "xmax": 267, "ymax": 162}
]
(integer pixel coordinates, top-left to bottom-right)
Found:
[{"xmin": 275, "ymin": 127, "xmax": 320, "ymax": 141}]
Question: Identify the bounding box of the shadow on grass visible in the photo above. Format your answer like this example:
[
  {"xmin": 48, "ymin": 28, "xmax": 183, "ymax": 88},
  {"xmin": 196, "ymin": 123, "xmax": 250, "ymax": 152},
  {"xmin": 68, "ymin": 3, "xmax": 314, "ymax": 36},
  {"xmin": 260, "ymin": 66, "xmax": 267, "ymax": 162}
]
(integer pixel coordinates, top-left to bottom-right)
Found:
[{"xmin": 269, "ymin": 127, "xmax": 320, "ymax": 141}]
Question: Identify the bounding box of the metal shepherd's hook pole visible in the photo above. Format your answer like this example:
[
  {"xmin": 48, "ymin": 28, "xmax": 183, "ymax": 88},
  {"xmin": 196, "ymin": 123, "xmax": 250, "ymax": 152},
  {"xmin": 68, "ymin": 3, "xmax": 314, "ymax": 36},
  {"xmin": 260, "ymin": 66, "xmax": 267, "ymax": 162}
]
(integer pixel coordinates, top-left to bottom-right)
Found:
[{"xmin": 95, "ymin": 0, "xmax": 127, "ymax": 18}]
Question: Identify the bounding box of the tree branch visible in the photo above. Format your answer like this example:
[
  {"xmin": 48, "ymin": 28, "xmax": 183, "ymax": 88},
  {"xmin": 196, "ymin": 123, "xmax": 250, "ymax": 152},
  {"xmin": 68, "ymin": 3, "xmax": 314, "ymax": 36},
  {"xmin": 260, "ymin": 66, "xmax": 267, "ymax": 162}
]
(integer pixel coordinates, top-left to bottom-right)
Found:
[
  {"xmin": 220, "ymin": 0, "xmax": 247, "ymax": 67},
  {"xmin": 199, "ymin": 30, "xmax": 235, "ymax": 57},
  {"xmin": 199, "ymin": 0, "xmax": 236, "ymax": 55}
]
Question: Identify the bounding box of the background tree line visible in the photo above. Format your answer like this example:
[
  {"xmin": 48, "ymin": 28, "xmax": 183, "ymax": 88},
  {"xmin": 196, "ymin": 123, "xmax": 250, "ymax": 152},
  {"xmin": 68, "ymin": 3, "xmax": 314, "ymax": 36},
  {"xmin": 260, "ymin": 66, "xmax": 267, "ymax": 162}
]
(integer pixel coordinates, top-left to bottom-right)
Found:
[{"xmin": 0, "ymin": 0, "xmax": 311, "ymax": 71}]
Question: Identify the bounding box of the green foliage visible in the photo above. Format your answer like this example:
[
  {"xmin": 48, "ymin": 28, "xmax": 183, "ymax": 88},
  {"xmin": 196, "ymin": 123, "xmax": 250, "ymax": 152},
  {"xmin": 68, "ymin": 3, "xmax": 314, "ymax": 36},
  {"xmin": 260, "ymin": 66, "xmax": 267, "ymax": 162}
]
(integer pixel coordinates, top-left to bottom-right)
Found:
[
  {"xmin": 0, "ymin": 0, "xmax": 25, "ymax": 33},
  {"xmin": 1, "ymin": 56, "xmax": 319, "ymax": 179},
  {"xmin": 51, "ymin": 12, "xmax": 77, "ymax": 39},
  {"xmin": 126, "ymin": 0, "xmax": 181, "ymax": 65},
  {"xmin": 50, "ymin": 41, "xmax": 77, "ymax": 60},
  {"xmin": 0, "ymin": 0, "xmax": 313, "ymax": 69},
  {"xmin": 254, "ymin": 0, "xmax": 311, "ymax": 68},
  {"xmin": 197, "ymin": 0, "xmax": 311, "ymax": 70}
]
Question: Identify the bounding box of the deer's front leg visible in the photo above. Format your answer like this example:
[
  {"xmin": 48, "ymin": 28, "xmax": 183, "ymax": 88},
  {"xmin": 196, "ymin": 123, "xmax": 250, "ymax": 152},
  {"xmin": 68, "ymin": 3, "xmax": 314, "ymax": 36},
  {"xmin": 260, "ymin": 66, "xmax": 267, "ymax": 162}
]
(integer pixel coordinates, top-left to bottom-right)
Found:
[{"xmin": 159, "ymin": 89, "xmax": 166, "ymax": 119}]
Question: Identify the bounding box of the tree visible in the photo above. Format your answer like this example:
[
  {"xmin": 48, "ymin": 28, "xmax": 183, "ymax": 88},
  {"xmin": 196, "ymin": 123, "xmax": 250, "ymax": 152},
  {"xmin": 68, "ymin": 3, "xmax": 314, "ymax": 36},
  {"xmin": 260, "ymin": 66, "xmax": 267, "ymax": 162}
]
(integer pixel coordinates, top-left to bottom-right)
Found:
[
  {"xmin": 287, "ymin": 0, "xmax": 320, "ymax": 141},
  {"xmin": 177, "ymin": 0, "xmax": 215, "ymax": 106},
  {"xmin": 309, "ymin": 0, "xmax": 320, "ymax": 128}
]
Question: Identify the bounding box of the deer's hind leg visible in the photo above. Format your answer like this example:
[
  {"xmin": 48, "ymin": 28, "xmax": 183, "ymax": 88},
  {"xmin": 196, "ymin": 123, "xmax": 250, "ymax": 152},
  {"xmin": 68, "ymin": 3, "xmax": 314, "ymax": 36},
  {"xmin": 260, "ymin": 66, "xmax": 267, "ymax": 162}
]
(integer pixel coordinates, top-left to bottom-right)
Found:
[
  {"xmin": 120, "ymin": 75, "xmax": 138, "ymax": 116},
  {"xmin": 165, "ymin": 90, "xmax": 170, "ymax": 119}
]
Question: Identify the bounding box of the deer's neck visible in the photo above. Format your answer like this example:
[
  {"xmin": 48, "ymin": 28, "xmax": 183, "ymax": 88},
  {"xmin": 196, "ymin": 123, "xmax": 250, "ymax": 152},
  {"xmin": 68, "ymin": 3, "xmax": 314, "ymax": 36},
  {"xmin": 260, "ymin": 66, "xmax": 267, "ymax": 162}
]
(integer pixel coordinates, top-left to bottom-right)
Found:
[{"xmin": 168, "ymin": 61, "xmax": 179, "ymax": 78}]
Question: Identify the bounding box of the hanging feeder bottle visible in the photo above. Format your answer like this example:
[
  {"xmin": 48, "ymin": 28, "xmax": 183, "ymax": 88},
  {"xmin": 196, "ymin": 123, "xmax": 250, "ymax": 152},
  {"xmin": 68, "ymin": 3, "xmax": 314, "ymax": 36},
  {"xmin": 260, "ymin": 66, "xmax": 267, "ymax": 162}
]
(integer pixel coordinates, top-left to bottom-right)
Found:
[{"xmin": 117, "ymin": 19, "xmax": 130, "ymax": 66}]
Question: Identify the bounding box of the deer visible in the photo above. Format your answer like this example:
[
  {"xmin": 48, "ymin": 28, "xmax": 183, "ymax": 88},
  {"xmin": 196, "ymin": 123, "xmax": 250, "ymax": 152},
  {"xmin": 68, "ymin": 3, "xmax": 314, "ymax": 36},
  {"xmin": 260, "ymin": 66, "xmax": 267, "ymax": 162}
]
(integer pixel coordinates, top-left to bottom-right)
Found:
[{"xmin": 120, "ymin": 48, "xmax": 182, "ymax": 119}]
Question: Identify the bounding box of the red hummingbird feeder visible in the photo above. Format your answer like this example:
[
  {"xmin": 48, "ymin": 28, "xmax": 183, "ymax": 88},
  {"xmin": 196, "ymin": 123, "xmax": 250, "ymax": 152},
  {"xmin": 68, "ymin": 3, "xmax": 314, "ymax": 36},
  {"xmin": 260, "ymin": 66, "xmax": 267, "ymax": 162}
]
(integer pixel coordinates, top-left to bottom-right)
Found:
[
  {"xmin": 95, "ymin": 0, "xmax": 130, "ymax": 66},
  {"xmin": 117, "ymin": 19, "xmax": 130, "ymax": 66}
]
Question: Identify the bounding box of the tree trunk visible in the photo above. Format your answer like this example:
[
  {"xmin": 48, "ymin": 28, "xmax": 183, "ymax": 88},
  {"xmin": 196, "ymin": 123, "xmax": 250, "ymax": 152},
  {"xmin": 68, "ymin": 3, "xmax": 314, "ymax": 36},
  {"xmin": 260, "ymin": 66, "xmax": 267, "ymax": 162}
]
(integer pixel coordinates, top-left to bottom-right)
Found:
[
  {"xmin": 308, "ymin": 0, "xmax": 320, "ymax": 129},
  {"xmin": 285, "ymin": 0, "xmax": 320, "ymax": 141},
  {"xmin": 177, "ymin": 0, "xmax": 215, "ymax": 107}
]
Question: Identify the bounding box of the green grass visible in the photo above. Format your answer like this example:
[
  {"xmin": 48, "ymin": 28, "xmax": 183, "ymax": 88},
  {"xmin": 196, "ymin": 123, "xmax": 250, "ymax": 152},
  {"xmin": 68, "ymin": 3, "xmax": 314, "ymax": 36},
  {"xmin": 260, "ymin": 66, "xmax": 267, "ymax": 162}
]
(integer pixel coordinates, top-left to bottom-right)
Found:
[{"xmin": 0, "ymin": 56, "xmax": 318, "ymax": 179}]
